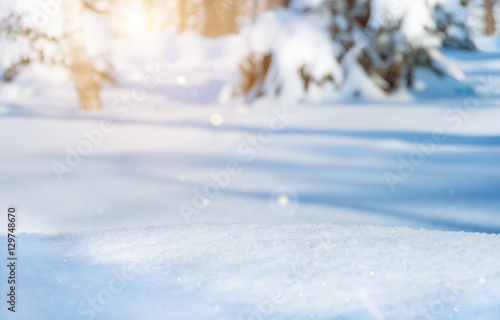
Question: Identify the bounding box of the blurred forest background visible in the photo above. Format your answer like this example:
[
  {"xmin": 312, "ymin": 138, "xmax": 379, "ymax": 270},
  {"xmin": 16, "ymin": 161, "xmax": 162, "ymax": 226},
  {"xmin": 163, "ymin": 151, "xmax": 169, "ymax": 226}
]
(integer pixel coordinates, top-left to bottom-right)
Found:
[
  {"xmin": 1, "ymin": 0, "xmax": 500, "ymax": 234},
  {"xmin": 1, "ymin": 0, "xmax": 500, "ymax": 109}
]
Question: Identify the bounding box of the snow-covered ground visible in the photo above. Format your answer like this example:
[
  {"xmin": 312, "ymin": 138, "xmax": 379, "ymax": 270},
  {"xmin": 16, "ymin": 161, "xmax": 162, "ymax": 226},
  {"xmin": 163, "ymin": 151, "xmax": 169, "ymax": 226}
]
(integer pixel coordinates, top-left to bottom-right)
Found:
[
  {"xmin": 1, "ymin": 31, "xmax": 500, "ymax": 319},
  {"xmin": 1, "ymin": 224, "xmax": 500, "ymax": 320},
  {"xmin": 1, "ymin": 33, "xmax": 500, "ymax": 233}
]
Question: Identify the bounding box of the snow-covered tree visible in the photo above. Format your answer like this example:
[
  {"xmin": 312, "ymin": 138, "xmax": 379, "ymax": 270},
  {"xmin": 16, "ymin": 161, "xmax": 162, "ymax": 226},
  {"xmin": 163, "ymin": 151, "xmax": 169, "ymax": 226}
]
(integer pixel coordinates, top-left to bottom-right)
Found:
[
  {"xmin": 236, "ymin": 0, "xmax": 474, "ymax": 102},
  {"xmin": 431, "ymin": 0, "xmax": 475, "ymax": 49},
  {"xmin": 0, "ymin": 13, "xmax": 64, "ymax": 82},
  {"xmin": 0, "ymin": 1, "xmax": 114, "ymax": 110}
]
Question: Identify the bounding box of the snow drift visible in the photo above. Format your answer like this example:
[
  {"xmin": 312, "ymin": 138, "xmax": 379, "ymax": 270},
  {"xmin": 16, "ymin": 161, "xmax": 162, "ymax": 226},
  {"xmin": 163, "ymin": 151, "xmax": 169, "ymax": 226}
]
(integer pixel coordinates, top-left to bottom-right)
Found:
[{"xmin": 2, "ymin": 224, "xmax": 499, "ymax": 320}]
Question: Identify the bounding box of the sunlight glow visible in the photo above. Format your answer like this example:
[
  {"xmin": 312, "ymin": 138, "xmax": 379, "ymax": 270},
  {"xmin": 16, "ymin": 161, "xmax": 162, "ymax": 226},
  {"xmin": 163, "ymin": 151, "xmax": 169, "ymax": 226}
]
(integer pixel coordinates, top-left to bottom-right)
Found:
[
  {"xmin": 210, "ymin": 113, "xmax": 224, "ymax": 127},
  {"xmin": 177, "ymin": 75, "xmax": 187, "ymax": 85},
  {"xmin": 277, "ymin": 195, "xmax": 289, "ymax": 207},
  {"xmin": 124, "ymin": 12, "xmax": 146, "ymax": 36}
]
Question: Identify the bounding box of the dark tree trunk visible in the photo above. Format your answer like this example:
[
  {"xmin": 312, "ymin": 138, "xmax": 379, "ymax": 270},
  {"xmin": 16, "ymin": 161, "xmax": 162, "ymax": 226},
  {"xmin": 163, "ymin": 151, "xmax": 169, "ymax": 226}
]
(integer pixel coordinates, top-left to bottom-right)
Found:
[
  {"xmin": 267, "ymin": 0, "xmax": 286, "ymax": 9},
  {"xmin": 406, "ymin": 65, "xmax": 414, "ymax": 89},
  {"xmin": 202, "ymin": 0, "xmax": 237, "ymax": 38},
  {"xmin": 484, "ymin": 0, "xmax": 495, "ymax": 35}
]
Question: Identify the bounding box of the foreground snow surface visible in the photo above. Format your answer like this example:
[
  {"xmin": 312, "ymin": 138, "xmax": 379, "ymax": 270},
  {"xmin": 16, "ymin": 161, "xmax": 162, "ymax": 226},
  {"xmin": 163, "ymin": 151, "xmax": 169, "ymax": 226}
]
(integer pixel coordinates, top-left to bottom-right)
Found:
[{"xmin": 1, "ymin": 224, "xmax": 500, "ymax": 320}]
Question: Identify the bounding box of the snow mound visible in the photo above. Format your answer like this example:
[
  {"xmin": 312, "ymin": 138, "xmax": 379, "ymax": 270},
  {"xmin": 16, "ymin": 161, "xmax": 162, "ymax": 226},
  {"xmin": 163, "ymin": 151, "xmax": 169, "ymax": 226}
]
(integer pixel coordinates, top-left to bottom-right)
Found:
[
  {"xmin": 3, "ymin": 224, "xmax": 500, "ymax": 320},
  {"xmin": 474, "ymin": 36, "xmax": 500, "ymax": 53}
]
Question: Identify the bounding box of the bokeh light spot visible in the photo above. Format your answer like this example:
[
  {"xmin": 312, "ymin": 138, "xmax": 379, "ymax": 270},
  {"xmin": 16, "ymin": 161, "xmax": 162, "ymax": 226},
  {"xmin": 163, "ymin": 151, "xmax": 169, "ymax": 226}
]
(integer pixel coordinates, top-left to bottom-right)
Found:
[
  {"xmin": 177, "ymin": 75, "xmax": 187, "ymax": 85},
  {"xmin": 210, "ymin": 113, "xmax": 224, "ymax": 127},
  {"xmin": 277, "ymin": 195, "xmax": 289, "ymax": 207}
]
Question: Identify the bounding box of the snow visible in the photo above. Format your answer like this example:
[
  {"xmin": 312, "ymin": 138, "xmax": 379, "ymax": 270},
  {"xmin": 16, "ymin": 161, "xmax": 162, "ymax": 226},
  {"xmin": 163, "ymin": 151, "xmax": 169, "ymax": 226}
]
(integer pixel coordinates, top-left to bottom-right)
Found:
[
  {"xmin": 340, "ymin": 59, "xmax": 388, "ymax": 100},
  {"xmin": 1, "ymin": 3, "xmax": 500, "ymax": 319},
  {"xmin": 239, "ymin": 0, "xmax": 473, "ymax": 101},
  {"xmin": 1, "ymin": 224, "xmax": 500, "ymax": 320},
  {"xmin": 1, "ymin": 33, "xmax": 500, "ymax": 235},
  {"xmin": 369, "ymin": 0, "xmax": 468, "ymax": 29},
  {"xmin": 0, "ymin": 34, "xmax": 499, "ymax": 236},
  {"xmin": 400, "ymin": 0, "xmax": 441, "ymax": 48},
  {"xmin": 288, "ymin": 0, "xmax": 326, "ymax": 10},
  {"xmin": 475, "ymin": 36, "xmax": 500, "ymax": 53},
  {"xmin": 241, "ymin": 10, "xmax": 343, "ymax": 102}
]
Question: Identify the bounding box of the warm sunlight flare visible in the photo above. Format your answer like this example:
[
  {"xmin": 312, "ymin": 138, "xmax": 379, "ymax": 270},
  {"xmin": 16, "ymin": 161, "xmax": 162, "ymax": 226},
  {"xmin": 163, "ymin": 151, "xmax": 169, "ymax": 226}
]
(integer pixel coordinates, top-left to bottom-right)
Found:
[{"xmin": 124, "ymin": 11, "xmax": 146, "ymax": 36}]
